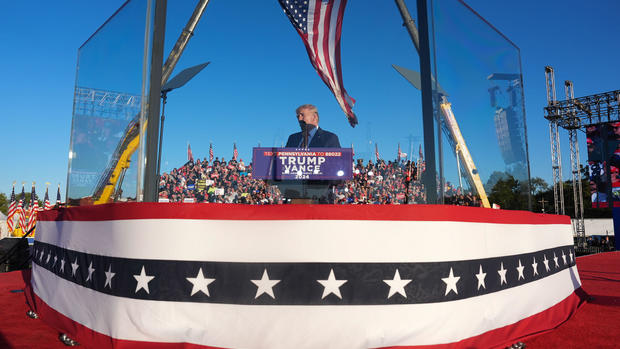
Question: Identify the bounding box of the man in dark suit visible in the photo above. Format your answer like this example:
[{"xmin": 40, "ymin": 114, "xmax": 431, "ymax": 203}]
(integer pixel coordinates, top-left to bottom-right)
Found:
[{"xmin": 285, "ymin": 104, "xmax": 340, "ymax": 148}]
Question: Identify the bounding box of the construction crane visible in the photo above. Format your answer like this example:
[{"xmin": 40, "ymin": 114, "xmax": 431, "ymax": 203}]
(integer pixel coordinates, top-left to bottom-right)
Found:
[
  {"xmin": 439, "ymin": 97, "xmax": 491, "ymax": 207},
  {"xmin": 91, "ymin": 0, "xmax": 211, "ymax": 204}
]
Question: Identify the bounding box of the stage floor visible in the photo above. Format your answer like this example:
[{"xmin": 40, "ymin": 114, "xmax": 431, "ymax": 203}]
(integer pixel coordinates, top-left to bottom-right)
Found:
[{"xmin": 1, "ymin": 251, "xmax": 618, "ymax": 349}]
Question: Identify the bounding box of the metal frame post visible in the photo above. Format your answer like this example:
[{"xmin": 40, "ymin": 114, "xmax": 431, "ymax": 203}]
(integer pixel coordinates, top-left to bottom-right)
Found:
[
  {"xmin": 544, "ymin": 66, "xmax": 565, "ymax": 214},
  {"xmin": 415, "ymin": 0, "xmax": 438, "ymax": 204},
  {"xmin": 143, "ymin": 0, "xmax": 167, "ymax": 202},
  {"xmin": 564, "ymin": 81, "xmax": 586, "ymax": 245}
]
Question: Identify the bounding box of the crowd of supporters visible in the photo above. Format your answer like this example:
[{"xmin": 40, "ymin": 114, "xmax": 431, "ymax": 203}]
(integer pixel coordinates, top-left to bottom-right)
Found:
[{"xmin": 158, "ymin": 154, "xmax": 482, "ymax": 206}]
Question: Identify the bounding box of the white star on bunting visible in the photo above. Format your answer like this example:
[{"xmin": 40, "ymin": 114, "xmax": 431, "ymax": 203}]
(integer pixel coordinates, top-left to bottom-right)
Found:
[
  {"xmin": 104, "ymin": 265, "xmax": 116, "ymax": 289},
  {"xmin": 39, "ymin": 250, "xmax": 44, "ymax": 262},
  {"xmin": 251, "ymin": 269, "xmax": 280, "ymax": 299},
  {"xmin": 71, "ymin": 257, "xmax": 79, "ymax": 277},
  {"xmin": 45, "ymin": 253, "xmax": 51, "ymax": 264},
  {"xmin": 475, "ymin": 264, "xmax": 487, "ymax": 290},
  {"xmin": 498, "ymin": 262, "xmax": 508, "ymax": 285},
  {"xmin": 516, "ymin": 259, "xmax": 525, "ymax": 280},
  {"xmin": 186, "ymin": 267, "xmax": 215, "ymax": 297},
  {"xmin": 442, "ymin": 267, "xmax": 460, "ymax": 296},
  {"xmin": 52, "ymin": 255, "xmax": 57, "ymax": 268},
  {"xmin": 383, "ymin": 269, "xmax": 412, "ymax": 299},
  {"xmin": 543, "ymin": 255, "xmax": 550, "ymax": 272},
  {"xmin": 134, "ymin": 266, "xmax": 155, "ymax": 294},
  {"xmin": 86, "ymin": 262, "xmax": 95, "ymax": 282},
  {"xmin": 561, "ymin": 251, "xmax": 567, "ymax": 265},
  {"xmin": 553, "ymin": 253, "xmax": 559, "ymax": 268},
  {"xmin": 569, "ymin": 250, "xmax": 573, "ymax": 263},
  {"xmin": 532, "ymin": 257, "xmax": 539, "ymax": 276},
  {"xmin": 317, "ymin": 269, "xmax": 347, "ymax": 299}
]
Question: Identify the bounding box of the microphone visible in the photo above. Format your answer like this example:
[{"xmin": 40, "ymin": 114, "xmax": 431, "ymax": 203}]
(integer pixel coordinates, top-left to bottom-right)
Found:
[{"xmin": 299, "ymin": 120, "xmax": 309, "ymax": 148}]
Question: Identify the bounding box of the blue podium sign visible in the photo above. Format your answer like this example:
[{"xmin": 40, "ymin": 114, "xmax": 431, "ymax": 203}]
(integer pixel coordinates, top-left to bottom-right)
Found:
[{"xmin": 251, "ymin": 147, "xmax": 353, "ymax": 180}]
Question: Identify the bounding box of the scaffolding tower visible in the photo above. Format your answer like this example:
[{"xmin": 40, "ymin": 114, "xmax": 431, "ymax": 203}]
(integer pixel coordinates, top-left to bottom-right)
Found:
[{"xmin": 544, "ymin": 66, "xmax": 620, "ymax": 246}]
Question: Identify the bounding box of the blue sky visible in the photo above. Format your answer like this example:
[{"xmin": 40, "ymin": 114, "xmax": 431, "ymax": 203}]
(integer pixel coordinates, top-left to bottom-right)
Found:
[{"xmin": 1, "ymin": 0, "xmax": 619, "ymax": 200}]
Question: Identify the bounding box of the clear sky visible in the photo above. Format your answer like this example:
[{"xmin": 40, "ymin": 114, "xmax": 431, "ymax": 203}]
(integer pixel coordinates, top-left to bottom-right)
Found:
[{"xmin": 1, "ymin": 0, "xmax": 618, "ymax": 201}]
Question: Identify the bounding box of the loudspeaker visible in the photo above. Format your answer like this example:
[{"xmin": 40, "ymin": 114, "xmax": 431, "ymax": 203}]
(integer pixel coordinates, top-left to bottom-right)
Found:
[{"xmin": 0, "ymin": 238, "xmax": 30, "ymax": 272}]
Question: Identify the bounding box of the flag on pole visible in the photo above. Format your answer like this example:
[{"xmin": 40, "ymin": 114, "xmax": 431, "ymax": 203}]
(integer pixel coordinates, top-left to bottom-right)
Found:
[
  {"xmin": 397, "ymin": 143, "xmax": 404, "ymax": 162},
  {"xmin": 187, "ymin": 143, "xmax": 194, "ymax": 163},
  {"xmin": 17, "ymin": 184, "xmax": 26, "ymax": 230},
  {"xmin": 418, "ymin": 144, "xmax": 425, "ymax": 174},
  {"xmin": 44, "ymin": 184, "xmax": 52, "ymax": 210},
  {"xmin": 233, "ymin": 143, "xmax": 238, "ymax": 161},
  {"xmin": 278, "ymin": 0, "xmax": 358, "ymax": 127},
  {"xmin": 27, "ymin": 182, "xmax": 38, "ymax": 232},
  {"xmin": 6, "ymin": 183, "xmax": 17, "ymax": 233},
  {"xmin": 56, "ymin": 184, "xmax": 62, "ymax": 206},
  {"xmin": 209, "ymin": 143, "xmax": 214, "ymax": 162},
  {"xmin": 375, "ymin": 143, "xmax": 380, "ymax": 161}
]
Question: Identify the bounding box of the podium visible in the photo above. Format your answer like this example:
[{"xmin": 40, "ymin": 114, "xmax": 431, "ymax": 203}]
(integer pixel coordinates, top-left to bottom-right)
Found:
[{"xmin": 252, "ymin": 147, "xmax": 353, "ymax": 203}]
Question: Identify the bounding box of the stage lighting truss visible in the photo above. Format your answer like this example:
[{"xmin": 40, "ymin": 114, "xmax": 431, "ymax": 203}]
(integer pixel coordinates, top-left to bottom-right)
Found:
[{"xmin": 544, "ymin": 65, "xmax": 620, "ymax": 247}]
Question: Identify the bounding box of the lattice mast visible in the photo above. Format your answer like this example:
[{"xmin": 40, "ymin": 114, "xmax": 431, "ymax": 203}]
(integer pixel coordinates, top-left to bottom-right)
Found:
[
  {"xmin": 564, "ymin": 81, "xmax": 585, "ymax": 244},
  {"xmin": 545, "ymin": 66, "xmax": 565, "ymax": 214}
]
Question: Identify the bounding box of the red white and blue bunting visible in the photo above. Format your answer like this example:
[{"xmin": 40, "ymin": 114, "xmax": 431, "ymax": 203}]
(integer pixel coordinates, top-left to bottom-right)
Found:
[{"xmin": 29, "ymin": 203, "xmax": 583, "ymax": 349}]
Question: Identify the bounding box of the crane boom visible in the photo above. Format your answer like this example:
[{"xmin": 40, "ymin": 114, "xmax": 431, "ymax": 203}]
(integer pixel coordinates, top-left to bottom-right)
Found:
[{"xmin": 439, "ymin": 98, "xmax": 491, "ymax": 208}]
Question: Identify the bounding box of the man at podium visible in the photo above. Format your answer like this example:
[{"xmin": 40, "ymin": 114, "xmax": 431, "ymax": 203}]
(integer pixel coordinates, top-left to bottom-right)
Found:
[{"xmin": 285, "ymin": 104, "xmax": 341, "ymax": 148}]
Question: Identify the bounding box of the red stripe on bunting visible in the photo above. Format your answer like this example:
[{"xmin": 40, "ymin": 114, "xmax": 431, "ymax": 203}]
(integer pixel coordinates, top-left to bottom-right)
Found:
[
  {"xmin": 25, "ymin": 285, "xmax": 585, "ymax": 349},
  {"xmin": 36, "ymin": 202, "xmax": 570, "ymax": 225}
]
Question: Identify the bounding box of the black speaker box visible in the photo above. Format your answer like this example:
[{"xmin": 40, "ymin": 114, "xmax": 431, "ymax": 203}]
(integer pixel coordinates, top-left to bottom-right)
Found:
[{"xmin": 0, "ymin": 238, "xmax": 30, "ymax": 272}]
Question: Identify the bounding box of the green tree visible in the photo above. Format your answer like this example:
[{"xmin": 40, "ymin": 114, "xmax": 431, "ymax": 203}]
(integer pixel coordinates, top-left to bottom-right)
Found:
[
  {"xmin": 530, "ymin": 177, "xmax": 549, "ymax": 195},
  {"xmin": 484, "ymin": 171, "xmax": 510, "ymax": 193},
  {"xmin": 488, "ymin": 175, "xmax": 529, "ymax": 210},
  {"xmin": 0, "ymin": 192, "xmax": 42, "ymax": 214},
  {"xmin": 0, "ymin": 193, "xmax": 7, "ymax": 215}
]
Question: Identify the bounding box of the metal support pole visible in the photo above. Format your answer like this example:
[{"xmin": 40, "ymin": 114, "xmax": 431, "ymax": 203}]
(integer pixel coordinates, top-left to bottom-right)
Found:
[
  {"xmin": 143, "ymin": 0, "xmax": 167, "ymax": 203},
  {"xmin": 156, "ymin": 92, "xmax": 167, "ymax": 179},
  {"xmin": 456, "ymin": 146, "xmax": 463, "ymax": 190},
  {"xmin": 549, "ymin": 121, "xmax": 565, "ymax": 214},
  {"xmin": 415, "ymin": 0, "xmax": 438, "ymax": 204},
  {"xmin": 565, "ymin": 80, "xmax": 585, "ymax": 246},
  {"xmin": 545, "ymin": 66, "xmax": 565, "ymax": 214}
]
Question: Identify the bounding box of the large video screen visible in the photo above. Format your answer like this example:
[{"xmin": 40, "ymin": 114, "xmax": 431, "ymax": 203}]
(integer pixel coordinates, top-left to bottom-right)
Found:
[{"xmin": 586, "ymin": 122, "xmax": 620, "ymax": 208}]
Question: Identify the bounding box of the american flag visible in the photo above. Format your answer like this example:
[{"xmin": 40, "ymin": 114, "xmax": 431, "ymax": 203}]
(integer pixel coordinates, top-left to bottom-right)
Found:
[
  {"xmin": 209, "ymin": 143, "xmax": 214, "ymax": 162},
  {"xmin": 375, "ymin": 143, "xmax": 380, "ymax": 161},
  {"xmin": 44, "ymin": 185, "xmax": 52, "ymax": 210},
  {"xmin": 55, "ymin": 184, "xmax": 62, "ymax": 207},
  {"xmin": 233, "ymin": 143, "xmax": 238, "ymax": 161},
  {"xmin": 398, "ymin": 143, "xmax": 407, "ymax": 162},
  {"xmin": 187, "ymin": 143, "xmax": 194, "ymax": 163},
  {"xmin": 17, "ymin": 184, "xmax": 26, "ymax": 230},
  {"xmin": 278, "ymin": 0, "xmax": 358, "ymax": 127},
  {"xmin": 27, "ymin": 183, "xmax": 39, "ymax": 232},
  {"xmin": 6, "ymin": 183, "xmax": 17, "ymax": 232}
]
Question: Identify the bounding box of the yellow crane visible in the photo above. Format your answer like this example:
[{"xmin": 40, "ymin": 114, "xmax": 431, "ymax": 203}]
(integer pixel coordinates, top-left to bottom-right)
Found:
[{"xmin": 439, "ymin": 97, "xmax": 491, "ymax": 208}]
